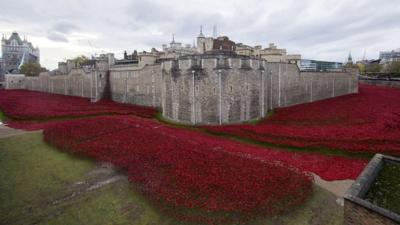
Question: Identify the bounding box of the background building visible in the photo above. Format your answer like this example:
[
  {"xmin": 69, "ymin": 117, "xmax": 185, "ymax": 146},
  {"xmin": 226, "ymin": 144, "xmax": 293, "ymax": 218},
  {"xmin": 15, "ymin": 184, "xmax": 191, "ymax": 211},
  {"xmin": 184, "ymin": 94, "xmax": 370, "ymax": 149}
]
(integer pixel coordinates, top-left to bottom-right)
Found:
[
  {"xmin": 0, "ymin": 58, "xmax": 5, "ymax": 81},
  {"xmin": 1, "ymin": 32, "xmax": 40, "ymax": 74},
  {"xmin": 236, "ymin": 42, "xmax": 301, "ymax": 65},
  {"xmin": 235, "ymin": 43, "xmax": 253, "ymax": 56},
  {"xmin": 161, "ymin": 35, "xmax": 197, "ymax": 59},
  {"xmin": 255, "ymin": 43, "xmax": 287, "ymax": 62},
  {"xmin": 379, "ymin": 49, "xmax": 400, "ymax": 63},
  {"xmin": 300, "ymin": 59, "xmax": 343, "ymax": 72}
]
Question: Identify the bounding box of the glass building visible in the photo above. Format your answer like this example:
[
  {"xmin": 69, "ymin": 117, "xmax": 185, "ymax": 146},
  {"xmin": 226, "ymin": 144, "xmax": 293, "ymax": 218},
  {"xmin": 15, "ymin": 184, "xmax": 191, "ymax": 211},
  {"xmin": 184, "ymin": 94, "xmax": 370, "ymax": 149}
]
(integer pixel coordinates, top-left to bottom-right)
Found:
[
  {"xmin": 379, "ymin": 49, "xmax": 400, "ymax": 63},
  {"xmin": 300, "ymin": 59, "xmax": 343, "ymax": 72}
]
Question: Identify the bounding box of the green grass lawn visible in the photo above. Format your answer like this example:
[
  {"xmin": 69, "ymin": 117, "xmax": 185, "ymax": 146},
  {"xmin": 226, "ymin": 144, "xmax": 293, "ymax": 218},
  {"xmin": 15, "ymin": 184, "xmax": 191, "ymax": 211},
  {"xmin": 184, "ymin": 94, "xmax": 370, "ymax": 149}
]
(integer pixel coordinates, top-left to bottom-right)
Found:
[
  {"xmin": 0, "ymin": 132, "xmax": 175, "ymax": 225},
  {"xmin": 365, "ymin": 161, "xmax": 400, "ymax": 214},
  {"xmin": 0, "ymin": 110, "xmax": 6, "ymax": 121},
  {"xmin": 0, "ymin": 131, "xmax": 344, "ymax": 225}
]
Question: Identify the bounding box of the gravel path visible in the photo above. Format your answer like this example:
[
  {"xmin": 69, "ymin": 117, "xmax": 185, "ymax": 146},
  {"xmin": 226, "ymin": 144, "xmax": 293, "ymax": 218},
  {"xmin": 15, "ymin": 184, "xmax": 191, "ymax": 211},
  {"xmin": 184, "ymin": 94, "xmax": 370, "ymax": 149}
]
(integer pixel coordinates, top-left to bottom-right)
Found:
[
  {"xmin": 313, "ymin": 173, "xmax": 354, "ymax": 198},
  {"xmin": 313, "ymin": 173, "xmax": 354, "ymax": 206},
  {"xmin": 0, "ymin": 123, "xmax": 29, "ymax": 138}
]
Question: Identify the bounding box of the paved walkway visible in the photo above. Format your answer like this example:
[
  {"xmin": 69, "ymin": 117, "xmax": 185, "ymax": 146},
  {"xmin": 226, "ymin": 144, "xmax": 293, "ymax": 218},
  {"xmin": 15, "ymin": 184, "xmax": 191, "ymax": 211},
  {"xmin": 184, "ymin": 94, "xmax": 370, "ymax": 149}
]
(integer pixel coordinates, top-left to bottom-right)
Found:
[
  {"xmin": 313, "ymin": 173, "xmax": 354, "ymax": 206},
  {"xmin": 313, "ymin": 173, "xmax": 354, "ymax": 198},
  {"xmin": 0, "ymin": 123, "xmax": 29, "ymax": 138}
]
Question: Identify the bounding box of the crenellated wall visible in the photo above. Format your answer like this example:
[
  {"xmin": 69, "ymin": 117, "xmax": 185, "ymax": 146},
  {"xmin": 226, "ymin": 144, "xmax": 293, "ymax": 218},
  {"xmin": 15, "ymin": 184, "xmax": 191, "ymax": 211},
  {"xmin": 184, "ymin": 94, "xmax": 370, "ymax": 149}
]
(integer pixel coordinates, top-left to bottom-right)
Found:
[
  {"xmin": 16, "ymin": 55, "xmax": 358, "ymax": 125},
  {"xmin": 4, "ymin": 74, "xmax": 26, "ymax": 89},
  {"xmin": 159, "ymin": 55, "xmax": 357, "ymax": 124},
  {"xmin": 24, "ymin": 68, "xmax": 109, "ymax": 101},
  {"xmin": 109, "ymin": 64, "xmax": 162, "ymax": 107}
]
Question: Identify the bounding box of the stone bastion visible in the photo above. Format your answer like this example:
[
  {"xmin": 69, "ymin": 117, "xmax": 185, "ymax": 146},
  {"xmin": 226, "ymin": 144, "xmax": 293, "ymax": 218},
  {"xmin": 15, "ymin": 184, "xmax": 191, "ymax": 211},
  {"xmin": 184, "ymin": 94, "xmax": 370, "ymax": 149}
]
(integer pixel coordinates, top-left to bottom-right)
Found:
[{"xmin": 19, "ymin": 54, "xmax": 358, "ymax": 125}]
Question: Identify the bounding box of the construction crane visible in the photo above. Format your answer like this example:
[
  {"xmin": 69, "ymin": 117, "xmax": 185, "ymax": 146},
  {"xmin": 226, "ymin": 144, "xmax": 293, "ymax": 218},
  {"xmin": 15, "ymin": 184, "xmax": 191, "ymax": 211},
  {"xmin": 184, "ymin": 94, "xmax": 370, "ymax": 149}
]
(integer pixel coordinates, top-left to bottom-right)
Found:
[{"xmin": 88, "ymin": 40, "xmax": 97, "ymax": 59}]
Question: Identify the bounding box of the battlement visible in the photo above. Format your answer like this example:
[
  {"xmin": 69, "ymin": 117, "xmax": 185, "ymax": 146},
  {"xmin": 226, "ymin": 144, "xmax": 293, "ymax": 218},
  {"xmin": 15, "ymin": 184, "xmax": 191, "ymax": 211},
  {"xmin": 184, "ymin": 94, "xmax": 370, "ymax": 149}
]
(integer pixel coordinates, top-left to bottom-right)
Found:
[
  {"xmin": 19, "ymin": 53, "xmax": 357, "ymax": 125},
  {"xmin": 161, "ymin": 54, "xmax": 269, "ymax": 71}
]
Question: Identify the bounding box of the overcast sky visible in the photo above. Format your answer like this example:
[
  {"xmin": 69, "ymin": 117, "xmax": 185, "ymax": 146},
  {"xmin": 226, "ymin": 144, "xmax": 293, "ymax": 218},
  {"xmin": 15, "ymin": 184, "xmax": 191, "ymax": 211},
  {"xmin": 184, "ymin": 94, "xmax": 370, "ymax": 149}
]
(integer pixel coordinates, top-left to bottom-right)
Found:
[{"xmin": 1, "ymin": 0, "xmax": 399, "ymax": 70}]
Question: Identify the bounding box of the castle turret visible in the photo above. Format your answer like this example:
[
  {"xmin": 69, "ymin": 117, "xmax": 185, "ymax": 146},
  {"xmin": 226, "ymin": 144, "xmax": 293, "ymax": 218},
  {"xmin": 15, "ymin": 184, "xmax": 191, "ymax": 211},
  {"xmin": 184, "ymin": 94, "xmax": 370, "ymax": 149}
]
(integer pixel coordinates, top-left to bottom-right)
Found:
[
  {"xmin": 197, "ymin": 25, "xmax": 206, "ymax": 54},
  {"xmin": 348, "ymin": 51, "xmax": 353, "ymax": 64}
]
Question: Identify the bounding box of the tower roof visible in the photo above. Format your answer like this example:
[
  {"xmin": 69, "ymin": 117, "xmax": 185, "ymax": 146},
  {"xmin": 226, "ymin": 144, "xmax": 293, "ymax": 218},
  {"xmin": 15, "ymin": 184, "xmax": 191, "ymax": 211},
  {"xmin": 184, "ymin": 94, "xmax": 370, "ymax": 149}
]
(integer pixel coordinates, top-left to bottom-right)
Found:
[
  {"xmin": 198, "ymin": 25, "xmax": 205, "ymax": 38},
  {"xmin": 7, "ymin": 32, "xmax": 23, "ymax": 45},
  {"xmin": 170, "ymin": 34, "xmax": 175, "ymax": 44},
  {"xmin": 348, "ymin": 51, "xmax": 353, "ymax": 62}
]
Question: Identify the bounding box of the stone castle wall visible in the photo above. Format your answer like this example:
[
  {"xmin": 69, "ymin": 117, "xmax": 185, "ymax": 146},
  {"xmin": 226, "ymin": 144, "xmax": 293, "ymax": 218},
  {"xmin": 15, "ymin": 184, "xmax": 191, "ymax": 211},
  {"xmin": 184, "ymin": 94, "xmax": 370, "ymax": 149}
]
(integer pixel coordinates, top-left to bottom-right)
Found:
[
  {"xmin": 4, "ymin": 74, "xmax": 26, "ymax": 89},
  {"xmin": 109, "ymin": 64, "xmax": 162, "ymax": 107},
  {"xmin": 25, "ymin": 68, "xmax": 108, "ymax": 101},
  {"xmin": 19, "ymin": 56, "xmax": 358, "ymax": 125},
  {"xmin": 158, "ymin": 56, "xmax": 357, "ymax": 124}
]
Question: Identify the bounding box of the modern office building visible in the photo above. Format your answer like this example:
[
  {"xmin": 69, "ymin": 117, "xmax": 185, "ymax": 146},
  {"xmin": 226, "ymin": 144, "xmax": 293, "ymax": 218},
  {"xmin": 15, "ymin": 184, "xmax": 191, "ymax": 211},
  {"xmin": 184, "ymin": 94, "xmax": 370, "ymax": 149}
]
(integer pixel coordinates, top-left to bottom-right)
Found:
[
  {"xmin": 379, "ymin": 49, "xmax": 400, "ymax": 63},
  {"xmin": 300, "ymin": 59, "xmax": 343, "ymax": 72}
]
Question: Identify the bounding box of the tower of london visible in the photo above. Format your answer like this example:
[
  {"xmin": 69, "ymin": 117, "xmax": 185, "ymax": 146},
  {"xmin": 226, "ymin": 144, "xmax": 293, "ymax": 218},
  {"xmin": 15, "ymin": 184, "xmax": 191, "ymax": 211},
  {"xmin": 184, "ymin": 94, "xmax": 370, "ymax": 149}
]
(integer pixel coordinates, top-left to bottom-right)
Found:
[{"xmin": 10, "ymin": 27, "xmax": 357, "ymax": 125}]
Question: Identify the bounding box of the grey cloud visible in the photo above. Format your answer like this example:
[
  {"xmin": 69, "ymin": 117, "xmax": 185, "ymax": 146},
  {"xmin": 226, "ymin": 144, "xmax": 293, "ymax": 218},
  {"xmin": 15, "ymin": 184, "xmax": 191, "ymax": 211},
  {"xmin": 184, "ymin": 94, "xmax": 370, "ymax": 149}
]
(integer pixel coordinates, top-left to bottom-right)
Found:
[
  {"xmin": 0, "ymin": 0, "xmax": 399, "ymax": 69},
  {"xmin": 126, "ymin": 1, "xmax": 172, "ymax": 23},
  {"xmin": 45, "ymin": 21, "xmax": 80, "ymax": 43},
  {"xmin": 52, "ymin": 21, "xmax": 80, "ymax": 34},
  {"xmin": 47, "ymin": 32, "xmax": 69, "ymax": 43}
]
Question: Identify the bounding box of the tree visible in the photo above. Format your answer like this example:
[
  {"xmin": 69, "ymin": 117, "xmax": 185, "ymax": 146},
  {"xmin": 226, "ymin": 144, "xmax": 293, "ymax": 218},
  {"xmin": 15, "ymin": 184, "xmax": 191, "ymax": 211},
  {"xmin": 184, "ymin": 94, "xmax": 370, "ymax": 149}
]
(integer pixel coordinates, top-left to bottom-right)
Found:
[
  {"xmin": 356, "ymin": 63, "xmax": 366, "ymax": 75},
  {"xmin": 73, "ymin": 55, "xmax": 89, "ymax": 66},
  {"xmin": 20, "ymin": 62, "xmax": 47, "ymax": 76},
  {"xmin": 365, "ymin": 63, "xmax": 382, "ymax": 73},
  {"xmin": 387, "ymin": 61, "xmax": 400, "ymax": 76}
]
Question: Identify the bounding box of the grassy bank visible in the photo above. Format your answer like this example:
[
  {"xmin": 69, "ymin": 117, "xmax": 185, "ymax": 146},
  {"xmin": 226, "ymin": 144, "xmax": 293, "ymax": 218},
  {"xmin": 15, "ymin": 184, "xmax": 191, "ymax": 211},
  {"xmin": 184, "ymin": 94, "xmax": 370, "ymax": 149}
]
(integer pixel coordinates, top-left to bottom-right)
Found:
[
  {"xmin": 0, "ymin": 110, "xmax": 6, "ymax": 121},
  {"xmin": 0, "ymin": 132, "xmax": 176, "ymax": 225},
  {"xmin": 365, "ymin": 162, "xmax": 400, "ymax": 214},
  {"xmin": 0, "ymin": 131, "xmax": 344, "ymax": 225}
]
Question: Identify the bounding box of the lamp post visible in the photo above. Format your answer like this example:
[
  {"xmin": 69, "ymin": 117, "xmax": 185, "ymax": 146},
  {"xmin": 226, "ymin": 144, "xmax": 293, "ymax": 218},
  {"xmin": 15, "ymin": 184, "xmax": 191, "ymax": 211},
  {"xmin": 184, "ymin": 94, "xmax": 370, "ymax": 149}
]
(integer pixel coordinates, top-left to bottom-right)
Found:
[
  {"xmin": 218, "ymin": 69, "xmax": 222, "ymax": 125},
  {"xmin": 261, "ymin": 69, "xmax": 265, "ymax": 117},
  {"xmin": 192, "ymin": 70, "xmax": 196, "ymax": 124},
  {"xmin": 125, "ymin": 72, "xmax": 128, "ymax": 103}
]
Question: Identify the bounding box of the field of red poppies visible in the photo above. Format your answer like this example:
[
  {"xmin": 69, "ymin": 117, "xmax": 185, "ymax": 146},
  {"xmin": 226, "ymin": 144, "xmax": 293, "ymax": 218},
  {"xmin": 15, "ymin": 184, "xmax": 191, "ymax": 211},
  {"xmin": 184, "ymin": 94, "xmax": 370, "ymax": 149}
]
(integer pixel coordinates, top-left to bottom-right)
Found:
[
  {"xmin": 43, "ymin": 116, "xmax": 313, "ymax": 223},
  {"xmin": 0, "ymin": 88, "xmax": 368, "ymax": 182},
  {"xmin": 205, "ymin": 84, "xmax": 400, "ymax": 156},
  {"xmin": 0, "ymin": 87, "xmax": 378, "ymax": 223},
  {"xmin": 0, "ymin": 89, "xmax": 156, "ymax": 120}
]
